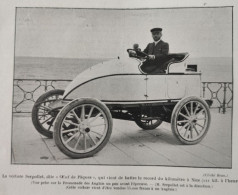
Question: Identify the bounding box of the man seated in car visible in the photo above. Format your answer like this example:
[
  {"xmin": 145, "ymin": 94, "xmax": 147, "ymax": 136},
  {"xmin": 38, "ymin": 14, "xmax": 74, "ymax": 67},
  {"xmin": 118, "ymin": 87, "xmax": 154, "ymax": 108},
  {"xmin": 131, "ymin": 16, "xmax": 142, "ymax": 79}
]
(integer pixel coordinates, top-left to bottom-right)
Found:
[{"xmin": 141, "ymin": 28, "xmax": 169, "ymax": 73}]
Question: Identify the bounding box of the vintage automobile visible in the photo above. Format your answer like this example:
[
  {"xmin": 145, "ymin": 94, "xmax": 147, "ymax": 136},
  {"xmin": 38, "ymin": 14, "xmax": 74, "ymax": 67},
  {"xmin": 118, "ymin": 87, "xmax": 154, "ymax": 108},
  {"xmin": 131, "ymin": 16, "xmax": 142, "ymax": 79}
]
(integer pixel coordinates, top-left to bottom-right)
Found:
[{"xmin": 32, "ymin": 49, "xmax": 212, "ymax": 159}]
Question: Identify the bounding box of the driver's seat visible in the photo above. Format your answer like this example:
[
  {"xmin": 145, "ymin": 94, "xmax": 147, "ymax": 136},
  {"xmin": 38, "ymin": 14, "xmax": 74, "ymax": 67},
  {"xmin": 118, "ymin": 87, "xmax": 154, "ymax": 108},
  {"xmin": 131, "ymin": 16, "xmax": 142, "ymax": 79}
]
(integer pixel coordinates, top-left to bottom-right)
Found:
[
  {"xmin": 167, "ymin": 53, "xmax": 189, "ymax": 62},
  {"xmin": 140, "ymin": 52, "xmax": 189, "ymax": 74}
]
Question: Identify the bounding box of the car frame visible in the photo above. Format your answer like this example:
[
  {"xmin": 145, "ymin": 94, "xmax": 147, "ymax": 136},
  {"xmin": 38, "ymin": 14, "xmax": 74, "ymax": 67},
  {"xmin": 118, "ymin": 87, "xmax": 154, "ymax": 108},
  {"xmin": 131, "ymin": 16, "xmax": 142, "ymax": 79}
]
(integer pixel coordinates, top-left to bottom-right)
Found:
[{"xmin": 32, "ymin": 50, "xmax": 212, "ymax": 159}]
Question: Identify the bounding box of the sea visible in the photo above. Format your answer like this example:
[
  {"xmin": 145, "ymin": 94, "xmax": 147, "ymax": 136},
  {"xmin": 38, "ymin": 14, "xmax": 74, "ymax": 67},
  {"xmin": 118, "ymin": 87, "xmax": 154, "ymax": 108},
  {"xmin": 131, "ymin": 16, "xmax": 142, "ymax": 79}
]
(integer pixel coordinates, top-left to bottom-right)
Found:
[{"xmin": 14, "ymin": 56, "xmax": 232, "ymax": 82}]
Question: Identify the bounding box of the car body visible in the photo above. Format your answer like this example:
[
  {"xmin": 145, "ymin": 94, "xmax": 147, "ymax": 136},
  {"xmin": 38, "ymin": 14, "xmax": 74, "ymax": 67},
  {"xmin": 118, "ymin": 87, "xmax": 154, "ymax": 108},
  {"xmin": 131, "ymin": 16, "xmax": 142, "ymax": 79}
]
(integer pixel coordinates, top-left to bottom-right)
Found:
[
  {"xmin": 63, "ymin": 55, "xmax": 200, "ymax": 103},
  {"xmin": 32, "ymin": 51, "xmax": 212, "ymax": 159}
]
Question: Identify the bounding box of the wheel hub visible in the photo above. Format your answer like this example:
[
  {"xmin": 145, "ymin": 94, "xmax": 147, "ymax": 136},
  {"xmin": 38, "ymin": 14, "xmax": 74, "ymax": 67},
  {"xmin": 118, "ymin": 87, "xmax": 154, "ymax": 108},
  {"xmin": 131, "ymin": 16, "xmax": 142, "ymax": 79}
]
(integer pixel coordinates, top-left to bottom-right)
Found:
[
  {"xmin": 78, "ymin": 120, "xmax": 90, "ymax": 133},
  {"xmin": 187, "ymin": 115, "xmax": 197, "ymax": 127},
  {"xmin": 85, "ymin": 128, "xmax": 90, "ymax": 133},
  {"xmin": 189, "ymin": 115, "xmax": 196, "ymax": 121}
]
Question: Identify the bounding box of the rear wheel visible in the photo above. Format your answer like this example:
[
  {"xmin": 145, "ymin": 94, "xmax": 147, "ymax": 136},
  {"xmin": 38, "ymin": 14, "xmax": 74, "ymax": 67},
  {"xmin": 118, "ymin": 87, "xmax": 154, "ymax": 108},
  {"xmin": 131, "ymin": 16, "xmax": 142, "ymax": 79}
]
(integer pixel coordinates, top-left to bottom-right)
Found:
[
  {"xmin": 135, "ymin": 114, "xmax": 162, "ymax": 130},
  {"xmin": 54, "ymin": 98, "xmax": 113, "ymax": 158},
  {"xmin": 32, "ymin": 89, "xmax": 64, "ymax": 138},
  {"xmin": 171, "ymin": 96, "xmax": 211, "ymax": 145}
]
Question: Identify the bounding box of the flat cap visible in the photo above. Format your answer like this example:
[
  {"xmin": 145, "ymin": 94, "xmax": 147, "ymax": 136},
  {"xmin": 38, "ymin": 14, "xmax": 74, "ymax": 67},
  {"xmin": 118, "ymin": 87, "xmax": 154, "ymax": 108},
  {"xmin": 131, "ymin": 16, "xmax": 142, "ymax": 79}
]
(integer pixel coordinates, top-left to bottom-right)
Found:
[{"xmin": 150, "ymin": 28, "xmax": 162, "ymax": 32}]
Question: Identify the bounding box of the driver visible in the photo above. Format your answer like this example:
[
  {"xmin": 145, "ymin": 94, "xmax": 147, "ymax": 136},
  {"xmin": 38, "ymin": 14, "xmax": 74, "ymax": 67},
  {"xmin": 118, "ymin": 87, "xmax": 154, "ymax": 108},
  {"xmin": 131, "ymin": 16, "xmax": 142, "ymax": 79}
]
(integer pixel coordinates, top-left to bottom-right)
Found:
[{"xmin": 142, "ymin": 28, "xmax": 169, "ymax": 73}]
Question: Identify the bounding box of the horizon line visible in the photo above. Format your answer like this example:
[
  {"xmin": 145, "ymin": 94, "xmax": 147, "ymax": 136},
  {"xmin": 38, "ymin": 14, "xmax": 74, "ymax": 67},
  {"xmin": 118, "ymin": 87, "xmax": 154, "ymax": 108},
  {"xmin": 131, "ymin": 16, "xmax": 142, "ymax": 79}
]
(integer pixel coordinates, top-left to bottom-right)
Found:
[{"xmin": 15, "ymin": 55, "xmax": 232, "ymax": 59}]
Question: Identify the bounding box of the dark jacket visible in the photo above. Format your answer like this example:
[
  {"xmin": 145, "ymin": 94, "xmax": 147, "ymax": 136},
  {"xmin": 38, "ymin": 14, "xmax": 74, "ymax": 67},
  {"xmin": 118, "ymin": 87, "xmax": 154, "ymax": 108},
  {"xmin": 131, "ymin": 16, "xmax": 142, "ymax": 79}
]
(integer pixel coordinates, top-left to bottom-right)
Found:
[
  {"xmin": 143, "ymin": 40, "xmax": 169, "ymax": 59},
  {"xmin": 141, "ymin": 40, "xmax": 169, "ymax": 73}
]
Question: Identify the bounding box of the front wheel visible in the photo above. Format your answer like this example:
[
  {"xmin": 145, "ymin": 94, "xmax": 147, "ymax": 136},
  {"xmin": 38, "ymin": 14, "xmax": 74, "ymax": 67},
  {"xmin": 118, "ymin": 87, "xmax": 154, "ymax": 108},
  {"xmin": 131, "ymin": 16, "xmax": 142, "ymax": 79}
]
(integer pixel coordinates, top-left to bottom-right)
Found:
[
  {"xmin": 171, "ymin": 96, "xmax": 211, "ymax": 145},
  {"xmin": 54, "ymin": 98, "xmax": 113, "ymax": 159}
]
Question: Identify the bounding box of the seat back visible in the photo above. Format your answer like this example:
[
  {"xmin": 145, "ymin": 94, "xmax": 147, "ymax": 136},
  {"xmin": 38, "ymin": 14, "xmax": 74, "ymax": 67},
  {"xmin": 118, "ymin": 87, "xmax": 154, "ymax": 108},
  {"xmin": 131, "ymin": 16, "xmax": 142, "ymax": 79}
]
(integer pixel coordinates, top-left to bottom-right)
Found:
[
  {"xmin": 166, "ymin": 53, "xmax": 189, "ymax": 73},
  {"xmin": 139, "ymin": 52, "xmax": 189, "ymax": 74}
]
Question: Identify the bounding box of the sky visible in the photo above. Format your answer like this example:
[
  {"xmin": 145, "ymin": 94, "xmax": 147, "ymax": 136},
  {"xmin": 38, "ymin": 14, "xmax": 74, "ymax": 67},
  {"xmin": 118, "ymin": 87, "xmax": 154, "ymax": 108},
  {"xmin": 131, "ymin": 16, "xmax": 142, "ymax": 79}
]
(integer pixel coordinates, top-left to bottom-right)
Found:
[{"xmin": 15, "ymin": 7, "xmax": 232, "ymax": 58}]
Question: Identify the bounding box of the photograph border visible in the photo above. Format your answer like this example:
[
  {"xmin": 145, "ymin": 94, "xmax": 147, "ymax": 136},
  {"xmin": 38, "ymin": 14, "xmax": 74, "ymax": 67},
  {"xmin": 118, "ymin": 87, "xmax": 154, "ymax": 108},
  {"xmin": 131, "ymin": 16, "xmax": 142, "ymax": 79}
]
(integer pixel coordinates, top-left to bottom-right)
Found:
[{"xmin": 11, "ymin": 5, "xmax": 234, "ymax": 169}]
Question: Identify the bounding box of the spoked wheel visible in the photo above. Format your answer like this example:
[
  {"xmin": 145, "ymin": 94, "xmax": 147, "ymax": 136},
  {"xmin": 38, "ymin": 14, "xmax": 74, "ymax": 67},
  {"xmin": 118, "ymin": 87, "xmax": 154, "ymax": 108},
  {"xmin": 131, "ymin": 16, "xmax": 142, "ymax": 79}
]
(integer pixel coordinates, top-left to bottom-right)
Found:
[
  {"xmin": 32, "ymin": 89, "xmax": 64, "ymax": 138},
  {"xmin": 134, "ymin": 114, "xmax": 162, "ymax": 130},
  {"xmin": 171, "ymin": 96, "xmax": 211, "ymax": 145},
  {"xmin": 54, "ymin": 98, "xmax": 113, "ymax": 159}
]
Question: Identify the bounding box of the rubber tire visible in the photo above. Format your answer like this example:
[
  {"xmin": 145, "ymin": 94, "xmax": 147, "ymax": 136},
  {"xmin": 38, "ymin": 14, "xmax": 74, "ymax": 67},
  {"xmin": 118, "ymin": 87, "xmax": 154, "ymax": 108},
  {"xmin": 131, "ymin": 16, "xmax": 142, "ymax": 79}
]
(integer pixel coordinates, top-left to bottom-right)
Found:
[
  {"xmin": 54, "ymin": 98, "xmax": 113, "ymax": 159},
  {"xmin": 135, "ymin": 118, "xmax": 162, "ymax": 130},
  {"xmin": 32, "ymin": 89, "xmax": 64, "ymax": 138},
  {"xmin": 171, "ymin": 96, "xmax": 211, "ymax": 145}
]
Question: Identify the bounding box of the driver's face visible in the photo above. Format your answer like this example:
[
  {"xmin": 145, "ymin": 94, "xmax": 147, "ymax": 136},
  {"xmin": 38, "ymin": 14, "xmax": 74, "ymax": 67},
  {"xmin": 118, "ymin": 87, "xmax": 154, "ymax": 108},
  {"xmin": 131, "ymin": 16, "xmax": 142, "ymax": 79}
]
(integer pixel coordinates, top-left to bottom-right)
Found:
[{"xmin": 152, "ymin": 31, "xmax": 162, "ymax": 41}]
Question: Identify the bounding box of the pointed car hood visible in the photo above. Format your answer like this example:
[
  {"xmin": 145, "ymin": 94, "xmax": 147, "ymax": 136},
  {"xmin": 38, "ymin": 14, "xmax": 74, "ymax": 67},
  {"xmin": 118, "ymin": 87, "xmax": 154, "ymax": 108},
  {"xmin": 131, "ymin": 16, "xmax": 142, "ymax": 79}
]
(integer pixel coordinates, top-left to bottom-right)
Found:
[{"xmin": 63, "ymin": 57, "xmax": 142, "ymax": 99}]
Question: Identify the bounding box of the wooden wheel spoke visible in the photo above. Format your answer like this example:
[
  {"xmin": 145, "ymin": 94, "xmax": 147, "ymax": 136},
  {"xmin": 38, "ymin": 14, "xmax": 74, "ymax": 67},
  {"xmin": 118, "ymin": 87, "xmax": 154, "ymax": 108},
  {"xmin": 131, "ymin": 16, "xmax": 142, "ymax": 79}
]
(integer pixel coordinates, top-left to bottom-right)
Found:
[
  {"xmin": 87, "ymin": 133, "xmax": 97, "ymax": 145},
  {"xmin": 193, "ymin": 103, "xmax": 199, "ymax": 115},
  {"xmin": 177, "ymin": 119, "xmax": 189, "ymax": 124},
  {"xmin": 61, "ymin": 128, "xmax": 78, "ymax": 134},
  {"xmin": 41, "ymin": 116, "xmax": 53, "ymax": 125},
  {"xmin": 63, "ymin": 120, "xmax": 79, "ymax": 127},
  {"xmin": 190, "ymin": 127, "xmax": 193, "ymax": 139},
  {"xmin": 184, "ymin": 104, "xmax": 190, "ymax": 116},
  {"xmin": 190, "ymin": 101, "xmax": 193, "ymax": 115},
  {"xmin": 90, "ymin": 130, "xmax": 103, "ymax": 138},
  {"xmin": 47, "ymin": 118, "xmax": 54, "ymax": 131},
  {"xmin": 38, "ymin": 108, "xmax": 49, "ymax": 113},
  {"xmin": 192, "ymin": 123, "xmax": 200, "ymax": 135},
  {"xmin": 38, "ymin": 110, "xmax": 48, "ymax": 113},
  {"xmin": 89, "ymin": 112, "xmax": 102, "ymax": 124},
  {"xmin": 65, "ymin": 132, "xmax": 79, "ymax": 144},
  {"xmin": 194, "ymin": 122, "xmax": 204, "ymax": 129},
  {"xmin": 87, "ymin": 106, "xmax": 95, "ymax": 121},
  {"xmin": 74, "ymin": 133, "xmax": 82, "ymax": 149},
  {"xmin": 178, "ymin": 112, "xmax": 190, "ymax": 120},
  {"xmin": 38, "ymin": 105, "xmax": 51, "ymax": 111},
  {"xmin": 39, "ymin": 115, "xmax": 47, "ymax": 120},
  {"xmin": 81, "ymin": 106, "xmax": 85, "ymax": 121},
  {"xmin": 90, "ymin": 123, "xmax": 106, "ymax": 128},
  {"xmin": 196, "ymin": 117, "xmax": 206, "ymax": 120},
  {"xmin": 83, "ymin": 134, "xmax": 87, "ymax": 150},
  {"xmin": 38, "ymin": 113, "xmax": 50, "ymax": 117},
  {"xmin": 178, "ymin": 122, "xmax": 190, "ymax": 131},
  {"xmin": 195, "ymin": 109, "xmax": 205, "ymax": 117},
  {"xmin": 72, "ymin": 110, "xmax": 81, "ymax": 123},
  {"xmin": 183, "ymin": 125, "xmax": 190, "ymax": 138}
]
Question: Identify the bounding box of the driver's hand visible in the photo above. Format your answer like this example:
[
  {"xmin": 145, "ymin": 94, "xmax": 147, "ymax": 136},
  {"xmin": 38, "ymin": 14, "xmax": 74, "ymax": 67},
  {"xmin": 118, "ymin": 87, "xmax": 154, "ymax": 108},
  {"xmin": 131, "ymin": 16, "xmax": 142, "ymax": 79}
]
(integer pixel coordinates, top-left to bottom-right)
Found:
[
  {"xmin": 148, "ymin": 55, "xmax": 155, "ymax": 60},
  {"xmin": 129, "ymin": 50, "xmax": 137, "ymax": 56}
]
